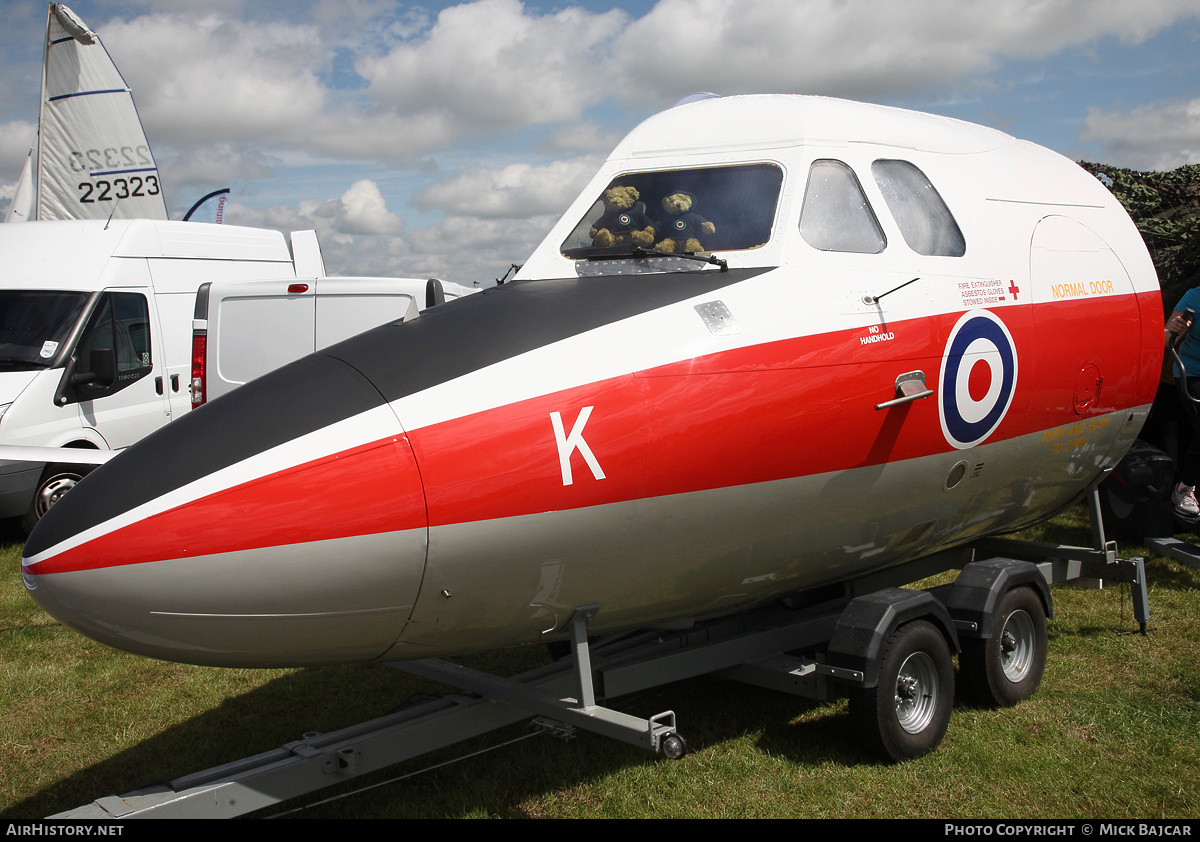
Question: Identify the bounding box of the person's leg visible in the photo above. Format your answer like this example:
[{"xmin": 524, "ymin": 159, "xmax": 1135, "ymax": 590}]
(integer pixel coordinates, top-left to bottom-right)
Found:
[{"xmin": 1172, "ymin": 378, "xmax": 1200, "ymax": 516}]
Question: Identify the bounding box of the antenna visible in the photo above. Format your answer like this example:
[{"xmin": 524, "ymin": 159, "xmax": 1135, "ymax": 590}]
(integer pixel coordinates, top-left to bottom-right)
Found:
[
  {"xmin": 103, "ymin": 196, "xmax": 120, "ymax": 229},
  {"xmin": 865, "ymin": 277, "xmax": 920, "ymax": 306}
]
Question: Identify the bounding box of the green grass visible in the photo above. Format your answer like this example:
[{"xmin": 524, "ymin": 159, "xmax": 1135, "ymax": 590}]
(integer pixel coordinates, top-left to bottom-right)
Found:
[{"xmin": 1, "ymin": 506, "xmax": 1198, "ymax": 819}]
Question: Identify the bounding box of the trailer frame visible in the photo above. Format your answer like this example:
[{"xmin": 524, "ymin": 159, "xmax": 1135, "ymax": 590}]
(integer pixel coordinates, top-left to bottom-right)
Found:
[{"xmin": 54, "ymin": 491, "xmax": 1151, "ymax": 819}]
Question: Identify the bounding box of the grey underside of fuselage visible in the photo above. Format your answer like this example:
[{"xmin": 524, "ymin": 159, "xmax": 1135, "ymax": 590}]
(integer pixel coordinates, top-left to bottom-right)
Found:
[
  {"xmin": 27, "ymin": 529, "xmax": 427, "ymax": 667},
  {"xmin": 32, "ymin": 406, "xmax": 1145, "ymax": 668},
  {"xmin": 388, "ymin": 404, "xmax": 1145, "ymax": 660}
]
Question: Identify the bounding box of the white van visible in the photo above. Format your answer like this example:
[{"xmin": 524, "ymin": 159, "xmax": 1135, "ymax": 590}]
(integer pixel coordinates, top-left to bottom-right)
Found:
[
  {"xmin": 191, "ymin": 276, "xmax": 476, "ymax": 406},
  {"xmin": 0, "ymin": 218, "xmax": 325, "ymax": 530}
]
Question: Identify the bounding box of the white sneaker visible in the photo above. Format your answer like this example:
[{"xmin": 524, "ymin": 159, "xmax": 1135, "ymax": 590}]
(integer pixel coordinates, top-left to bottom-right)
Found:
[{"xmin": 1174, "ymin": 483, "xmax": 1200, "ymax": 517}]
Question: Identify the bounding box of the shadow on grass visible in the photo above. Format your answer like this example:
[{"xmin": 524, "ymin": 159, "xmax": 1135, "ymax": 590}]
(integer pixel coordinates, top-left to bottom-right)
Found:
[
  {"xmin": 1142, "ymin": 556, "xmax": 1200, "ymax": 588},
  {"xmin": 8, "ymin": 515, "xmax": 1199, "ymax": 818},
  {"xmin": 3, "ymin": 657, "xmax": 880, "ymax": 819},
  {"xmin": 622, "ymin": 674, "xmax": 868, "ymax": 766},
  {"xmin": 0, "ymin": 517, "xmax": 25, "ymax": 546},
  {"xmin": 281, "ymin": 673, "xmax": 883, "ymax": 817},
  {"xmin": 2, "ymin": 663, "xmax": 439, "ymax": 819}
]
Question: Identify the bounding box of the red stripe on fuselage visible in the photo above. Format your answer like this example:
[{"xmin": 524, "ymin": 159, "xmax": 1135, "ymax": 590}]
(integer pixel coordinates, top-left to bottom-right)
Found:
[
  {"xmin": 31, "ymin": 293, "xmax": 1157, "ymax": 574},
  {"xmin": 27, "ymin": 437, "xmax": 427, "ymax": 575},
  {"xmin": 414, "ymin": 295, "xmax": 1148, "ymax": 526}
]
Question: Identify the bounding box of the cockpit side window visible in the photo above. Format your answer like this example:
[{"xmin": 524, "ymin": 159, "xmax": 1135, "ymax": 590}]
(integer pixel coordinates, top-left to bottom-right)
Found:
[
  {"xmin": 799, "ymin": 160, "xmax": 886, "ymax": 254},
  {"xmin": 871, "ymin": 159, "xmax": 966, "ymax": 257},
  {"xmin": 559, "ymin": 163, "xmax": 784, "ymax": 259}
]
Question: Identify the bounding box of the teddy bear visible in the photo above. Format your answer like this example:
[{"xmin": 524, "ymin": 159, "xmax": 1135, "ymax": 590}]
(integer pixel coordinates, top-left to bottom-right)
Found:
[
  {"xmin": 654, "ymin": 192, "xmax": 716, "ymax": 253},
  {"xmin": 590, "ymin": 185, "xmax": 656, "ymax": 248}
]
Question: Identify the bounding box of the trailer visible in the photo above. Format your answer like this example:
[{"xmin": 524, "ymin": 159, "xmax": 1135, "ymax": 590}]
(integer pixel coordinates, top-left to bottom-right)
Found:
[{"xmin": 50, "ymin": 491, "xmax": 1150, "ymax": 820}]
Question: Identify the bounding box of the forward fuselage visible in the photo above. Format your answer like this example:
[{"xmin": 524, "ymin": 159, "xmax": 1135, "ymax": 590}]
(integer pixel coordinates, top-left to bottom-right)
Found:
[{"xmin": 22, "ymin": 96, "xmax": 1162, "ymax": 666}]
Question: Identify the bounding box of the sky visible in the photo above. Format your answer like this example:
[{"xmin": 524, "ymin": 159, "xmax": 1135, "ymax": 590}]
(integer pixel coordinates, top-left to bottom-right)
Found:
[{"xmin": 0, "ymin": 0, "xmax": 1198, "ymax": 286}]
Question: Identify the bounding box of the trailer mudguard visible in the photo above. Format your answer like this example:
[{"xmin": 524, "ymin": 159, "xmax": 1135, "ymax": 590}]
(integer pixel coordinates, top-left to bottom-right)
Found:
[
  {"xmin": 823, "ymin": 588, "xmax": 959, "ymax": 689},
  {"xmin": 943, "ymin": 559, "xmax": 1053, "ymax": 640}
]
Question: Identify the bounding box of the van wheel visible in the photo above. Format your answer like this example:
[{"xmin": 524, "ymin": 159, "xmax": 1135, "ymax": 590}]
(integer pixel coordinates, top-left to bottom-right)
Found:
[
  {"xmin": 21, "ymin": 463, "xmax": 94, "ymax": 534},
  {"xmin": 849, "ymin": 620, "xmax": 954, "ymax": 762},
  {"xmin": 960, "ymin": 587, "xmax": 1047, "ymax": 708}
]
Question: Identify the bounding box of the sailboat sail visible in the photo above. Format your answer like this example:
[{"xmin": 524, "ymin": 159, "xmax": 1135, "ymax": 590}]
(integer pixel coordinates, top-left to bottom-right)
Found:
[
  {"xmin": 36, "ymin": 3, "xmax": 167, "ymax": 221},
  {"xmin": 5, "ymin": 151, "xmax": 34, "ymax": 223}
]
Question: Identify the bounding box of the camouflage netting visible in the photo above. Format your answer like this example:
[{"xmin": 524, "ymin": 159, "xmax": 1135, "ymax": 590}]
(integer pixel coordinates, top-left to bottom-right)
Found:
[{"xmin": 1078, "ymin": 161, "xmax": 1200, "ymax": 315}]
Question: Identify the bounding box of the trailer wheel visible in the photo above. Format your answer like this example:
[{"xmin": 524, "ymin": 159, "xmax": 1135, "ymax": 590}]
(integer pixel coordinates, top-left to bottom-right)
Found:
[
  {"xmin": 960, "ymin": 587, "xmax": 1046, "ymax": 708},
  {"xmin": 660, "ymin": 732, "xmax": 688, "ymax": 760},
  {"xmin": 850, "ymin": 620, "xmax": 953, "ymax": 762},
  {"xmin": 21, "ymin": 463, "xmax": 94, "ymax": 535}
]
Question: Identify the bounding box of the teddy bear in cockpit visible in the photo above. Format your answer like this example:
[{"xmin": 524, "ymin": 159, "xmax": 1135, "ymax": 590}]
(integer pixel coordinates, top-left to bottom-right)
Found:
[
  {"xmin": 654, "ymin": 191, "xmax": 716, "ymax": 253},
  {"xmin": 589, "ymin": 185, "xmax": 656, "ymax": 249}
]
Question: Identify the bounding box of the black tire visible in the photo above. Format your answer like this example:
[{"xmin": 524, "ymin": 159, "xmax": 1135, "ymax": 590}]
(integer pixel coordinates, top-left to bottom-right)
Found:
[
  {"xmin": 1097, "ymin": 483, "xmax": 1136, "ymax": 538},
  {"xmin": 21, "ymin": 462, "xmax": 94, "ymax": 535},
  {"xmin": 960, "ymin": 587, "xmax": 1047, "ymax": 708},
  {"xmin": 1097, "ymin": 479, "xmax": 1176, "ymax": 540},
  {"xmin": 849, "ymin": 620, "xmax": 954, "ymax": 762},
  {"xmin": 660, "ymin": 732, "xmax": 688, "ymax": 760}
]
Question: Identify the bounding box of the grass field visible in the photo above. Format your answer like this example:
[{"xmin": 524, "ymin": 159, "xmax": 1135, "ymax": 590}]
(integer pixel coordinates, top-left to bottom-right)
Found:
[{"xmin": 1, "ymin": 505, "xmax": 1198, "ymax": 819}]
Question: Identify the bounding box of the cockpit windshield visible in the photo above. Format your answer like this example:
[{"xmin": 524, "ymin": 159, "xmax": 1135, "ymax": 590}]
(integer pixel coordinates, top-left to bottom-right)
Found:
[
  {"xmin": 0, "ymin": 291, "xmax": 90, "ymax": 369},
  {"xmin": 560, "ymin": 163, "xmax": 783, "ymax": 261}
]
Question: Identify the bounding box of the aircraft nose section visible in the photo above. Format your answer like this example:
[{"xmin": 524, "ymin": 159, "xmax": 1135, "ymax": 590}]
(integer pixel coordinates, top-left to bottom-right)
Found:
[{"xmin": 20, "ymin": 353, "xmax": 429, "ymax": 667}]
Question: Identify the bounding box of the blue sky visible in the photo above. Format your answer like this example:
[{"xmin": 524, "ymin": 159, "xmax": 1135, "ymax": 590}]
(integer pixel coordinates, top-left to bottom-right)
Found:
[{"xmin": 0, "ymin": 0, "xmax": 1198, "ymax": 285}]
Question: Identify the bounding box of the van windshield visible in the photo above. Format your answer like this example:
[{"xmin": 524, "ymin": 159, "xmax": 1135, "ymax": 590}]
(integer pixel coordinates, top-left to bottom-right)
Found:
[{"xmin": 0, "ymin": 291, "xmax": 90, "ymax": 369}]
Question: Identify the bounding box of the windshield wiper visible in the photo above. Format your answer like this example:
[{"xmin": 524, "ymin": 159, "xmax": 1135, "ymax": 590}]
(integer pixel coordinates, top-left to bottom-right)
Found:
[{"xmin": 586, "ymin": 246, "xmax": 728, "ymax": 271}]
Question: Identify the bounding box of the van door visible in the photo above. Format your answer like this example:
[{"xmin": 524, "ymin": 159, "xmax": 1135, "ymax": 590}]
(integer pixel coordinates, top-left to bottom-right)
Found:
[
  {"xmin": 208, "ymin": 280, "xmax": 316, "ymax": 396},
  {"xmin": 148, "ymin": 286, "xmax": 198, "ymax": 423},
  {"xmin": 314, "ymin": 278, "xmax": 417, "ymax": 348},
  {"xmin": 68, "ymin": 289, "xmax": 172, "ymax": 448}
]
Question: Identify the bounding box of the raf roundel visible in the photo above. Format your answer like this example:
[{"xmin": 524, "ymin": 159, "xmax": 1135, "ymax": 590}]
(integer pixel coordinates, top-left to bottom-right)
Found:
[{"xmin": 939, "ymin": 310, "xmax": 1018, "ymax": 450}]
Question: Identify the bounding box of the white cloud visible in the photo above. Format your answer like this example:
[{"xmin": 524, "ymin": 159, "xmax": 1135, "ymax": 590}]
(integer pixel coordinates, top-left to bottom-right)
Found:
[
  {"xmin": 97, "ymin": 2, "xmax": 629, "ymax": 164},
  {"xmin": 413, "ymin": 156, "xmax": 602, "ymax": 219},
  {"xmin": 311, "ymin": 0, "xmax": 432, "ymax": 48},
  {"xmin": 10, "ymin": 0, "xmax": 1194, "ymax": 180},
  {"xmin": 328, "ymin": 236, "xmax": 423, "ymax": 279},
  {"xmin": 0, "ymin": 120, "xmax": 36, "ymax": 175},
  {"xmin": 2, "ymin": 0, "xmax": 1196, "ymax": 272},
  {"xmin": 610, "ymin": 0, "xmax": 1200, "ymax": 105},
  {"xmin": 225, "ymin": 192, "xmax": 553, "ymax": 285},
  {"xmin": 157, "ymin": 142, "xmax": 278, "ymax": 195},
  {"xmin": 226, "ymin": 178, "xmax": 402, "ymax": 245},
  {"xmin": 404, "ymin": 212, "xmax": 557, "ymax": 282},
  {"xmin": 338, "ymin": 179, "xmax": 403, "ymax": 234},
  {"xmin": 537, "ymin": 121, "xmax": 627, "ymax": 155},
  {"xmin": 98, "ymin": 12, "xmax": 331, "ymax": 147},
  {"xmin": 210, "ymin": 213, "xmax": 541, "ymax": 287},
  {"xmin": 356, "ymin": 0, "xmax": 628, "ymax": 133},
  {"xmin": 1079, "ymin": 98, "xmax": 1200, "ymax": 170}
]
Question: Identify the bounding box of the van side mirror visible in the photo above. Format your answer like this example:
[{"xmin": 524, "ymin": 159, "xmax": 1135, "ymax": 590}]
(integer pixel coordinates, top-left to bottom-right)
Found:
[
  {"xmin": 56, "ymin": 347, "xmax": 119, "ymax": 406},
  {"xmin": 72, "ymin": 347, "xmax": 117, "ymax": 388}
]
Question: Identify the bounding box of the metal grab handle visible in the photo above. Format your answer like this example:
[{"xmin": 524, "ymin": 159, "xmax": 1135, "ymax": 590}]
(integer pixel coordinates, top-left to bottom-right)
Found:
[{"xmin": 875, "ymin": 370, "xmax": 934, "ymax": 411}]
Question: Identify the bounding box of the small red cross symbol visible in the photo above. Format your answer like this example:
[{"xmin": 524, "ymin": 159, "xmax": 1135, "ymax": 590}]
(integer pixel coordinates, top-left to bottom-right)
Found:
[{"xmin": 1008, "ymin": 281, "xmax": 1020, "ymax": 300}]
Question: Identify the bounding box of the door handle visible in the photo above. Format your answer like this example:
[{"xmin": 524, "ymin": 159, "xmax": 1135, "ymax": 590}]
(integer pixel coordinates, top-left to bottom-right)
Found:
[{"xmin": 875, "ymin": 370, "xmax": 934, "ymax": 410}]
